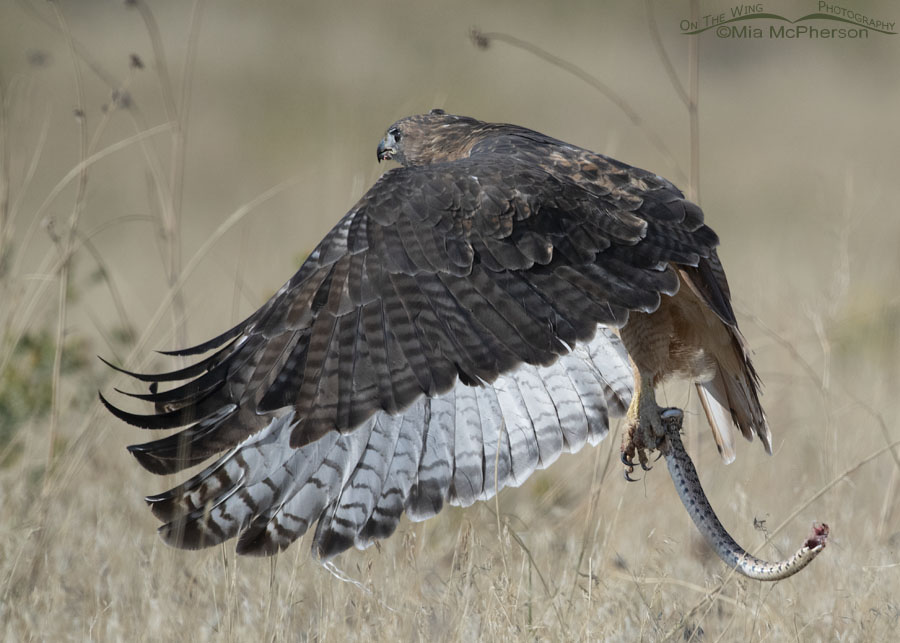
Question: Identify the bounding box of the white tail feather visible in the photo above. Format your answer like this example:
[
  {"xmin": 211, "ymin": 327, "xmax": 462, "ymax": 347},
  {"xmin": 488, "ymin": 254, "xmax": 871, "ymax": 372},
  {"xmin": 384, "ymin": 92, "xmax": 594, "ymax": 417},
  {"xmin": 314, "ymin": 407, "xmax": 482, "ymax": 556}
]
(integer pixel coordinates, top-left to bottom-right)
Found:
[{"xmin": 696, "ymin": 378, "xmax": 737, "ymax": 464}]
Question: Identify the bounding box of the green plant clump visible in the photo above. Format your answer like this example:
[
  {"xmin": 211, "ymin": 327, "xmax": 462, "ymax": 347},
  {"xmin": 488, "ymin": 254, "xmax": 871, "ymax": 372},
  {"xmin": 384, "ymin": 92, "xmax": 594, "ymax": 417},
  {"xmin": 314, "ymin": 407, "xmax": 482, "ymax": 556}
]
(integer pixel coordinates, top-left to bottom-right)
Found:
[{"xmin": 0, "ymin": 330, "xmax": 91, "ymax": 452}]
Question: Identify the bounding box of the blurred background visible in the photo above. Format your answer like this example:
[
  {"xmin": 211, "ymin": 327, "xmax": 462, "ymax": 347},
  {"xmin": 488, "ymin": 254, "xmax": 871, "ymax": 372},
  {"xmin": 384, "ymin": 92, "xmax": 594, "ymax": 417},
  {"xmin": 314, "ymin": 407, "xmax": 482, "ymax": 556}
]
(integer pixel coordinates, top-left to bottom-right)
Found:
[{"xmin": 1, "ymin": 1, "xmax": 899, "ymax": 640}]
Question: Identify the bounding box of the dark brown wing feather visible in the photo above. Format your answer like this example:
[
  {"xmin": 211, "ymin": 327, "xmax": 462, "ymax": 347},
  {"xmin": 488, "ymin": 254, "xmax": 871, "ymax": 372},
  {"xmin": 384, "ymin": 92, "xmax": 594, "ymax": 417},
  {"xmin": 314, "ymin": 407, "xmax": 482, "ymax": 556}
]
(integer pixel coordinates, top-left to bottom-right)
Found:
[{"xmin": 104, "ymin": 136, "xmax": 719, "ymax": 477}]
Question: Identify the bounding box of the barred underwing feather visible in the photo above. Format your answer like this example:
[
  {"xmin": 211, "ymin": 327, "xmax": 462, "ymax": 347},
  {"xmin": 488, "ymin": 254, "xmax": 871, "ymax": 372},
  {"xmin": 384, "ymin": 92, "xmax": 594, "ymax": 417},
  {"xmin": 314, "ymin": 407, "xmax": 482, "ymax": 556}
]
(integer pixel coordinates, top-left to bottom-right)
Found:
[
  {"xmin": 473, "ymin": 383, "xmax": 512, "ymax": 502},
  {"xmin": 321, "ymin": 410, "xmax": 405, "ymax": 554},
  {"xmin": 494, "ymin": 372, "xmax": 540, "ymax": 487},
  {"xmin": 147, "ymin": 326, "xmax": 631, "ymax": 557},
  {"xmin": 360, "ymin": 411, "xmax": 424, "ymax": 541},
  {"xmin": 237, "ymin": 436, "xmax": 346, "ymax": 555},
  {"xmin": 513, "ymin": 366, "xmax": 564, "ymax": 468},
  {"xmin": 586, "ymin": 333, "xmax": 633, "ymax": 416},
  {"xmin": 407, "ymin": 396, "xmax": 455, "ymax": 521},
  {"xmin": 450, "ymin": 384, "xmax": 485, "ymax": 507},
  {"xmin": 565, "ymin": 345, "xmax": 615, "ymax": 446},
  {"xmin": 541, "ymin": 360, "xmax": 589, "ymax": 453},
  {"xmin": 243, "ymin": 420, "xmax": 372, "ymax": 556}
]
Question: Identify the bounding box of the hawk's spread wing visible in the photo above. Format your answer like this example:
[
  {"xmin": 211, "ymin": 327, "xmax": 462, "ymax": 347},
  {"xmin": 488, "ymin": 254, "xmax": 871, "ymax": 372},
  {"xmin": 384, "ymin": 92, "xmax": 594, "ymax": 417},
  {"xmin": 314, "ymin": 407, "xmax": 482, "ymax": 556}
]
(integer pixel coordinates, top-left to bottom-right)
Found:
[{"xmin": 103, "ymin": 140, "xmax": 719, "ymax": 557}]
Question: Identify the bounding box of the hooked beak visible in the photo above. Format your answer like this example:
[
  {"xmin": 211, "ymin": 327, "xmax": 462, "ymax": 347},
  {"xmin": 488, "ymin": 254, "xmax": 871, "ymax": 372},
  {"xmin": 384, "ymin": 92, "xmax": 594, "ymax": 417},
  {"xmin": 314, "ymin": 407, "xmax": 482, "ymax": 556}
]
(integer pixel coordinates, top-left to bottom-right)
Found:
[{"xmin": 376, "ymin": 138, "xmax": 394, "ymax": 162}]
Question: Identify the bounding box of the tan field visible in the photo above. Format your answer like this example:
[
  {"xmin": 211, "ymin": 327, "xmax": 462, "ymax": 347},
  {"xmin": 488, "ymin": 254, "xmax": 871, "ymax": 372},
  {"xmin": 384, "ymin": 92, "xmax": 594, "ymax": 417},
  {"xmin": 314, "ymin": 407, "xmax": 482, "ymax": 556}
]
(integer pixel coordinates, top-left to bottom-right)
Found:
[{"xmin": 2, "ymin": 1, "xmax": 899, "ymax": 640}]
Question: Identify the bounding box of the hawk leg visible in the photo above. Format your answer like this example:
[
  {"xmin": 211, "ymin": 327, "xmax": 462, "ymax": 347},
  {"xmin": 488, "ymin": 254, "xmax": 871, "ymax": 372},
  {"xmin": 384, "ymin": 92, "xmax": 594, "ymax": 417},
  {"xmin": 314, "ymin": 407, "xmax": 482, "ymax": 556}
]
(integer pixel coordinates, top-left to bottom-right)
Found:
[{"xmin": 620, "ymin": 379, "xmax": 667, "ymax": 481}]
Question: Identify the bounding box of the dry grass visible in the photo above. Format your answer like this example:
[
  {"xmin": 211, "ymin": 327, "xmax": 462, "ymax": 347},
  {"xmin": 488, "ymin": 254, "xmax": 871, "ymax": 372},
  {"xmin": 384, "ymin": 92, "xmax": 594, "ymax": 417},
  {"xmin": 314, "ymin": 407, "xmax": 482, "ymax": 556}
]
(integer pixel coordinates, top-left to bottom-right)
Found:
[{"xmin": 2, "ymin": 1, "xmax": 900, "ymax": 640}]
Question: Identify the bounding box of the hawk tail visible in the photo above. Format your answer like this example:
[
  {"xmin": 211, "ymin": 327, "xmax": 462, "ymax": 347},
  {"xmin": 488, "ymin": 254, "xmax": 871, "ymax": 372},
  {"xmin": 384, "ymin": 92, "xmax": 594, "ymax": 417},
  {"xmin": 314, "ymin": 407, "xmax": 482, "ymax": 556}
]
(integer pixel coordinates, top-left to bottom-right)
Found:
[{"xmin": 697, "ymin": 335, "xmax": 772, "ymax": 464}]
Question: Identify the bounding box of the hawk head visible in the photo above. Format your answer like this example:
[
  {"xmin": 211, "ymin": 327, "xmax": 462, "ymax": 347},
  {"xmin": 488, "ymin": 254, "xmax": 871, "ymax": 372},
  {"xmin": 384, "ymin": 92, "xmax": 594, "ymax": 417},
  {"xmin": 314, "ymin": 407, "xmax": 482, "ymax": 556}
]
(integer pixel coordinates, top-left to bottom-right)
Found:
[{"xmin": 377, "ymin": 108, "xmax": 484, "ymax": 167}]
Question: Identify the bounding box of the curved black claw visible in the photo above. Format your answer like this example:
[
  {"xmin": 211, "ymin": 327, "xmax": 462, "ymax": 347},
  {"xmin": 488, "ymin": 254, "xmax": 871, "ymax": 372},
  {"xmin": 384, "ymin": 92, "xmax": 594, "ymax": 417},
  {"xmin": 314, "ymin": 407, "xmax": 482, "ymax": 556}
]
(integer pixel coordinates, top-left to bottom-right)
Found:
[
  {"xmin": 623, "ymin": 468, "xmax": 639, "ymax": 482},
  {"xmin": 621, "ymin": 451, "xmax": 636, "ymax": 467},
  {"xmin": 640, "ymin": 460, "xmax": 653, "ymax": 471}
]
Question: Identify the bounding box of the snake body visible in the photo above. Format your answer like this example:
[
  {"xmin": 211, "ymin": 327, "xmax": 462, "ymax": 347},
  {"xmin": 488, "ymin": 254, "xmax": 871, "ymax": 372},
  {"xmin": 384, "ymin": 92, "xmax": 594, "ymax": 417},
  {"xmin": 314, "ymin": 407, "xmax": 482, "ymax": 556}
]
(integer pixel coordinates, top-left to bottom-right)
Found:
[{"xmin": 660, "ymin": 409, "xmax": 829, "ymax": 581}]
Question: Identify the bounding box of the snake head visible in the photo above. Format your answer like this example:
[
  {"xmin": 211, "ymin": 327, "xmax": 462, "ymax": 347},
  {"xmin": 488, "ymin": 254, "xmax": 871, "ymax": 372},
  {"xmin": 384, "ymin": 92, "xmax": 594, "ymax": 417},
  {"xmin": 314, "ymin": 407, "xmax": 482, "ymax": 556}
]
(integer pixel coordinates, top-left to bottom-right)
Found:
[{"xmin": 805, "ymin": 523, "xmax": 830, "ymax": 551}]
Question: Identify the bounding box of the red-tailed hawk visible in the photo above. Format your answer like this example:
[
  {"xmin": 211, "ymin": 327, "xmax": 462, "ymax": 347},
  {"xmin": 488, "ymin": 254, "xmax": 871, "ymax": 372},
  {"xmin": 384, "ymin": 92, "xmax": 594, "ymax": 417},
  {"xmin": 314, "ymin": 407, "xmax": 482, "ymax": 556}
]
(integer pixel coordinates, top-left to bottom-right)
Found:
[{"xmin": 103, "ymin": 110, "xmax": 776, "ymax": 560}]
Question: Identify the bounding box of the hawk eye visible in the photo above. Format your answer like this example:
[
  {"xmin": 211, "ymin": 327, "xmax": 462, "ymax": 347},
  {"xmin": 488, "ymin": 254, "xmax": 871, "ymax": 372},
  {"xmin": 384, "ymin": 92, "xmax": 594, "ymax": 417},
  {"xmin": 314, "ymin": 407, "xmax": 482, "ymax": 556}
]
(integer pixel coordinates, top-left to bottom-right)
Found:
[{"xmin": 389, "ymin": 127, "xmax": 401, "ymax": 141}]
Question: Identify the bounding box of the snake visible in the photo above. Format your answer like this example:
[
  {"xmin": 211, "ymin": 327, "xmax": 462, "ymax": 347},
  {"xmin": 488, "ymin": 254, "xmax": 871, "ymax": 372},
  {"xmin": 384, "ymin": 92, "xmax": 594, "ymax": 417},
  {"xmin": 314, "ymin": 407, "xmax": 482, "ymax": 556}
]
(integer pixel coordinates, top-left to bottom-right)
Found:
[{"xmin": 659, "ymin": 408, "xmax": 829, "ymax": 581}]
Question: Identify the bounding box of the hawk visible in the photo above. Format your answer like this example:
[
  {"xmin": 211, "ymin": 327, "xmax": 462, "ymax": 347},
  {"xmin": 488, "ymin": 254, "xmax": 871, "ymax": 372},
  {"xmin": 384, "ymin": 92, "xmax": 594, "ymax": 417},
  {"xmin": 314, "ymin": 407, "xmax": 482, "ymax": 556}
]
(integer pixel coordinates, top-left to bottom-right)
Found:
[{"xmin": 103, "ymin": 109, "xmax": 775, "ymax": 560}]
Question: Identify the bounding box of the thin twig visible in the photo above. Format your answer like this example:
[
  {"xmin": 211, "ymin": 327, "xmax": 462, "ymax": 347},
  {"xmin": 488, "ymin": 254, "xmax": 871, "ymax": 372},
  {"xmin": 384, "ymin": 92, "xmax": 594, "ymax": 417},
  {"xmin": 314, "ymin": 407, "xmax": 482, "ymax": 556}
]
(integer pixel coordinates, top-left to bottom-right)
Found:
[
  {"xmin": 172, "ymin": 0, "xmax": 205, "ymax": 251},
  {"xmin": 505, "ymin": 518, "xmax": 567, "ymax": 635},
  {"xmin": 0, "ymin": 85, "xmax": 9, "ymax": 256},
  {"xmin": 133, "ymin": 0, "xmax": 190, "ymax": 349},
  {"xmin": 566, "ymin": 423, "xmax": 620, "ymax": 617},
  {"xmin": 6, "ymin": 103, "xmax": 51, "ymax": 237},
  {"xmin": 644, "ymin": 0, "xmax": 690, "ymax": 107},
  {"xmin": 47, "ymin": 1, "xmax": 89, "ymax": 474},
  {"xmin": 687, "ymin": 0, "xmax": 700, "ymax": 204},
  {"xmin": 133, "ymin": 0, "xmax": 178, "ymax": 122},
  {"xmin": 609, "ymin": 570, "xmax": 747, "ymax": 610},
  {"xmin": 74, "ymin": 230, "xmax": 136, "ymax": 347},
  {"xmin": 877, "ymin": 465, "xmax": 899, "ymax": 541},
  {"xmin": 231, "ymin": 223, "xmax": 249, "ymax": 324},
  {"xmin": 470, "ymin": 29, "xmax": 687, "ymax": 186},
  {"xmin": 169, "ymin": 0, "xmax": 205, "ymax": 349}
]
